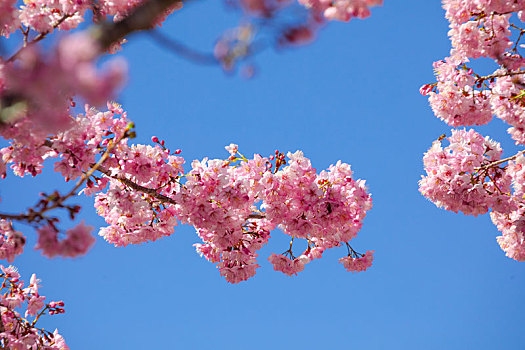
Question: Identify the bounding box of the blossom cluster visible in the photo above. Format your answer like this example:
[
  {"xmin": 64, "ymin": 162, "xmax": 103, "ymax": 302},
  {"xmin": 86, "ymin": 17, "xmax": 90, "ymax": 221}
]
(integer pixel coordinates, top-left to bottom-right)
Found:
[
  {"xmin": 0, "ymin": 265, "xmax": 68, "ymax": 349},
  {"xmin": 1, "ymin": 103, "xmax": 131, "ymax": 258},
  {"xmin": 419, "ymin": 129, "xmax": 513, "ymax": 216},
  {"xmin": 421, "ymin": 0, "xmax": 525, "ymax": 261},
  {"xmin": 421, "ymin": 1, "xmax": 525, "ymax": 134},
  {"xmin": 36, "ymin": 221, "xmax": 95, "ymax": 258},
  {"xmin": 1, "ymin": 0, "xmax": 379, "ymax": 290},
  {"xmin": 297, "ymin": 0, "xmax": 382, "ymax": 22},
  {"xmin": 0, "ymin": 220, "xmax": 24, "ymax": 263},
  {"xmin": 339, "ymin": 249, "xmax": 374, "ymax": 272},
  {"xmin": 0, "ymin": 103, "xmax": 374, "ymax": 283},
  {"xmin": 0, "ymin": 33, "xmax": 126, "ymax": 138},
  {"xmin": 92, "ymin": 139, "xmax": 374, "ymax": 282},
  {"xmin": 490, "ymin": 153, "xmax": 525, "ymax": 261}
]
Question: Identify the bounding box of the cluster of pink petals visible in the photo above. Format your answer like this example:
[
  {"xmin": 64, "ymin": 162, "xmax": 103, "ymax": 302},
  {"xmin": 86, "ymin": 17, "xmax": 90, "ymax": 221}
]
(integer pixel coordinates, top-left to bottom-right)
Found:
[
  {"xmin": 94, "ymin": 136, "xmax": 184, "ymax": 246},
  {"xmin": 448, "ymin": 13, "xmax": 511, "ymax": 61},
  {"xmin": 0, "ymin": 265, "xmax": 68, "ymax": 349},
  {"xmin": 339, "ymin": 250, "xmax": 374, "ymax": 272},
  {"xmin": 0, "ymin": 156, "xmax": 5, "ymax": 178},
  {"xmin": 85, "ymin": 125, "xmax": 372, "ymax": 282},
  {"xmin": 176, "ymin": 153, "xmax": 274, "ymax": 283},
  {"xmin": 442, "ymin": 0, "xmax": 525, "ymax": 26},
  {"xmin": 262, "ymin": 152, "xmax": 372, "ymax": 244},
  {"xmin": 35, "ymin": 221, "xmax": 95, "ymax": 258},
  {"xmin": 3, "ymin": 33, "xmax": 125, "ymax": 130},
  {"xmin": 95, "ymin": 145, "xmax": 373, "ymax": 282},
  {"xmin": 490, "ymin": 74, "xmax": 525, "ymax": 145},
  {"xmin": 422, "ymin": 1, "xmax": 525, "ymax": 130},
  {"xmin": 419, "ymin": 129, "xmax": 513, "ymax": 216},
  {"xmin": 1, "ymin": 0, "xmax": 183, "ymax": 39},
  {"xmin": 422, "ymin": 0, "xmax": 525, "ymax": 262},
  {"xmin": 1, "ymin": 102, "xmax": 129, "ymax": 179},
  {"xmin": 0, "ymin": 219, "xmax": 25, "ymax": 262},
  {"xmin": 0, "ymin": 0, "xmax": 20, "ymax": 37},
  {"xmin": 268, "ymin": 253, "xmax": 309, "ymax": 275},
  {"xmin": 491, "ymin": 206, "xmax": 525, "ymax": 261},
  {"xmin": 297, "ymin": 0, "xmax": 382, "ymax": 22},
  {"xmin": 95, "ymin": 179, "xmax": 180, "ymax": 247},
  {"xmin": 1, "ymin": 101, "xmax": 373, "ymax": 282},
  {"xmin": 487, "ymin": 154, "xmax": 525, "ymax": 261},
  {"xmin": 19, "ymin": 0, "xmax": 90, "ymax": 34},
  {"xmin": 507, "ymin": 153, "xmax": 525, "ymax": 197},
  {"xmin": 425, "ymin": 58, "xmax": 492, "ymax": 127}
]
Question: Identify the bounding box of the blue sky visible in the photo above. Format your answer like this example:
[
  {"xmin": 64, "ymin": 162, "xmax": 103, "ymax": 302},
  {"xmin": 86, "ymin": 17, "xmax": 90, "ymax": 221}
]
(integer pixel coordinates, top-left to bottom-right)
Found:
[{"xmin": 1, "ymin": 0, "xmax": 524, "ymax": 349}]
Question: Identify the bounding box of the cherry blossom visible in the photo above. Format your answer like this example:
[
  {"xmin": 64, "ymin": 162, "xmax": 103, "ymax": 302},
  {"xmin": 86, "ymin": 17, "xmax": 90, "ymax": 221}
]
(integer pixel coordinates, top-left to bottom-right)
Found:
[
  {"xmin": 421, "ymin": 0, "xmax": 525, "ymax": 261},
  {"xmin": 339, "ymin": 250, "xmax": 374, "ymax": 272},
  {"xmin": 0, "ymin": 265, "xmax": 68, "ymax": 349},
  {"xmin": 0, "ymin": 220, "xmax": 24, "ymax": 263}
]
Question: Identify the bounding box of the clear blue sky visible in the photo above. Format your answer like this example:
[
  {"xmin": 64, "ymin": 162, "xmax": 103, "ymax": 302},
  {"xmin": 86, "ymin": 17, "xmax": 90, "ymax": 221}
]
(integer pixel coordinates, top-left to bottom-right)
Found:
[{"xmin": 1, "ymin": 0, "xmax": 524, "ymax": 349}]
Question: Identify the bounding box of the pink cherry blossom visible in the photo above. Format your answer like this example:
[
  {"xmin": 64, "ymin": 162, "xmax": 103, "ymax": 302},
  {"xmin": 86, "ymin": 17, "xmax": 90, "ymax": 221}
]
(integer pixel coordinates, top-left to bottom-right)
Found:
[
  {"xmin": 339, "ymin": 250, "xmax": 374, "ymax": 272},
  {"xmin": 419, "ymin": 129, "xmax": 513, "ymax": 216},
  {"xmin": 422, "ymin": 0, "xmax": 525, "ymax": 261},
  {"xmin": 0, "ymin": 265, "xmax": 68, "ymax": 348},
  {"xmin": 0, "ymin": 219, "xmax": 25, "ymax": 262}
]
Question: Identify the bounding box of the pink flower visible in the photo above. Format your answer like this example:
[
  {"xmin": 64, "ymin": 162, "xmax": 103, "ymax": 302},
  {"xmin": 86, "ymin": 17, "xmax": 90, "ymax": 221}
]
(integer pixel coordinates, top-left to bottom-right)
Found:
[
  {"xmin": 268, "ymin": 253, "xmax": 309, "ymax": 276},
  {"xmin": 0, "ymin": 220, "xmax": 25, "ymax": 262},
  {"xmin": 36, "ymin": 222, "xmax": 95, "ymax": 258},
  {"xmin": 25, "ymin": 295, "xmax": 46, "ymax": 317},
  {"xmin": 339, "ymin": 250, "xmax": 374, "ymax": 272},
  {"xmin": 225, "ymin": 143, "xmax": 239, "ymax": 156}
]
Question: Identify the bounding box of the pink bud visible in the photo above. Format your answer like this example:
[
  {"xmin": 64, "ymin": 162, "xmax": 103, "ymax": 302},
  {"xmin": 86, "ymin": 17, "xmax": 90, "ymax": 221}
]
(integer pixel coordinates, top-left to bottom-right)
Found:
[
  {"xmin": 419, "ymin": 84, "xmax": 433, "ymax": 96},
  {"xmin": 175, "ymin": 149, "xmax": 182, "ymax": 155},
  {"xmin": 151, "ymin": 136, "xmax": 159, "ymax": 143}
]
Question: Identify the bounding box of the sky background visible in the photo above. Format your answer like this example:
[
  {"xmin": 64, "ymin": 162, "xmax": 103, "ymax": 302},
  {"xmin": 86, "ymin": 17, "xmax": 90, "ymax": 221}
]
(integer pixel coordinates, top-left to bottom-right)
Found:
[{"xmin": 1, "ymin": 0, "xmax": 524, "ymax": 349}]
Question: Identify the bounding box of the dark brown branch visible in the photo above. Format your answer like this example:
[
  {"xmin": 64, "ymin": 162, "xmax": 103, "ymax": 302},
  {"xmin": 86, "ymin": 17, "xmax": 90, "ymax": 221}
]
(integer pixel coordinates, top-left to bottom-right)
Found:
[
  {"xmin": 95, "ymin": 166, "xmax": 266, "ymax": 219},
  {"xmin": 148, "ymin": 30, "xmax": 218, "ymax": 65},
  {"xmin": 96, "ymin": 165, "xmax": 178, "ymax": 205},
  {"xmin": 92, "ymin": 0, "xmax": 184, "ymax": 51},
  {"xmin": 476, "ymin": 69, "xmax": 525, "ymax": 83},
  {"xmin": 477, "ymin": 150, "xmax": 525, "ymax": 170}
]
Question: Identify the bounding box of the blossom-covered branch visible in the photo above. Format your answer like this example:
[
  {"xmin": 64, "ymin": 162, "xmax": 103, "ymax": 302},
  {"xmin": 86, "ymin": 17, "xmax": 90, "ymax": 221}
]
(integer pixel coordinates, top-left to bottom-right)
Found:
[
  {"xmin": 0, "ymin": 265, "xmax": 68, "ymax": 349},
  {"xmin": 420, "ymin": 0, "xmax": 525, "ymax": 261}
]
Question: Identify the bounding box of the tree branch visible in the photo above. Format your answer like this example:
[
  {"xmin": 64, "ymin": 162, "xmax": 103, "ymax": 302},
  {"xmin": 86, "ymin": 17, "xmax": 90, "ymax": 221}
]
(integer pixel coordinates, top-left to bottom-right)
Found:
[
  {"xmin": 92, "ymin": 0, "xmax": 184, "ymax": 51},
  {"xmin": 0, "ymin": 131, "xmax": 129, "ymax": 223},
  {"xmin": 95, "ymin": 166, "xmax": 266, "ymax": 219},
  {"xmin": 148, "ymin": 30, "xmax": 218, "ymax": 65}
]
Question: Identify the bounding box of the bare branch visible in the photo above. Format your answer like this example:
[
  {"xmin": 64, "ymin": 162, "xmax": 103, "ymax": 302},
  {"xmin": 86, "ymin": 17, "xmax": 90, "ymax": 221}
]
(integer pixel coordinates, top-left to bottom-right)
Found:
[{"xmin": 148, "ymin": 30, "xmax": 218, "ymax": 65}]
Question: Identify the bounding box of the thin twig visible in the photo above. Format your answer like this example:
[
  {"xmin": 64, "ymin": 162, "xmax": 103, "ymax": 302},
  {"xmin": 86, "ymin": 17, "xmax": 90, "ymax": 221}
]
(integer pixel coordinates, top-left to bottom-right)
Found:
[
  {"xmin": 95, "ymin": 165, "xmax": 267, "ymax": 219},
  {"xmin": 148, "ymin": 30, "xmax": 218, "ymax": 65},
  {"xmin": 7, "ymin": 14, "xmax": 73, "ymax": 62},
  {"xmin": 0, "ymin": 131, "xmax": 129, "ymax": 223},
  {"xmin": 475, "ymin": 69, "xmax": 525, "ymax": 83},
  {"xmin": 477, "ymin": 149, "xmax": 525, "ymax": 170},
  {"xmin": 96, "ymin": 165, "xmax": 178, "ymax": 205}
]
